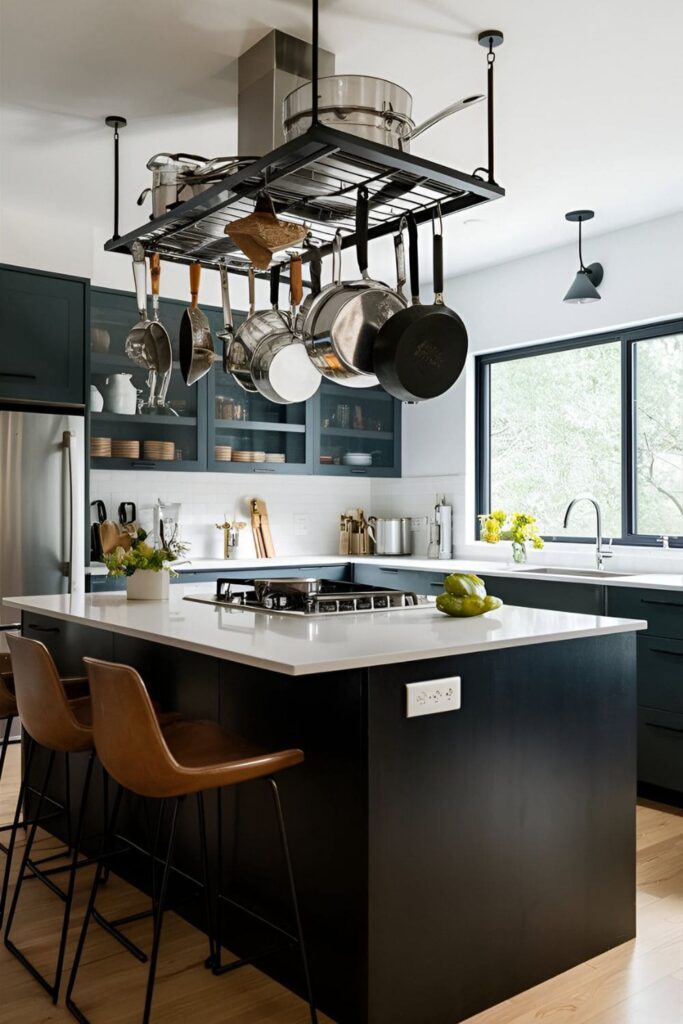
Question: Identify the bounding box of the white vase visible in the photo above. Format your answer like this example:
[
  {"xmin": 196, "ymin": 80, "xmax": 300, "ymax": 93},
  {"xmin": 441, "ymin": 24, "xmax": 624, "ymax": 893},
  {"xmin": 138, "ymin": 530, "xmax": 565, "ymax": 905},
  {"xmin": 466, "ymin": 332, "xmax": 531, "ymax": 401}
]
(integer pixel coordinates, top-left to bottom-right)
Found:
[
  {"xmin": 90, "ymin": 385, "xmax": 104, "ymax": 412},
  {"xmin": 103, "ymin": 373, "xmax": 138, "ymax": 416},
  {"xmin": 126, "ymin": 570, "xmax": 170, "ymax": 601}
]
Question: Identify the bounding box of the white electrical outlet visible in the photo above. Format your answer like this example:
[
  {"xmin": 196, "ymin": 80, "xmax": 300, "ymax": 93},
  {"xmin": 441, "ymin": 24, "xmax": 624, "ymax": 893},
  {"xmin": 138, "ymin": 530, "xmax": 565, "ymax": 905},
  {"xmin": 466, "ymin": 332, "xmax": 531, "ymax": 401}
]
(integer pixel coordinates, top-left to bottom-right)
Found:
[
  {"xmin": 405, "ymin": 677, "xmax": 461, "ymax": 718},
  {"xmin": 293, "ymin": 513, "xmax": 311, "ymax": 537}
]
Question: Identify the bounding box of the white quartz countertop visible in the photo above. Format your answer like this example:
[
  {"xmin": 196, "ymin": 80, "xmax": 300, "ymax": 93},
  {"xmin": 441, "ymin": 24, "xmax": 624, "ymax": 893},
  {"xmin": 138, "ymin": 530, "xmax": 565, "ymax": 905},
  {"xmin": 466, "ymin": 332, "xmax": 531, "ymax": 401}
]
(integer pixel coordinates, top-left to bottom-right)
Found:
[
  {"xmin": 5, "ymin": 587, "xmax": 646, "ymax": 677},
  {"xmin": 88, "ymin": 554, "xmax": 683, "ymax": 591}
]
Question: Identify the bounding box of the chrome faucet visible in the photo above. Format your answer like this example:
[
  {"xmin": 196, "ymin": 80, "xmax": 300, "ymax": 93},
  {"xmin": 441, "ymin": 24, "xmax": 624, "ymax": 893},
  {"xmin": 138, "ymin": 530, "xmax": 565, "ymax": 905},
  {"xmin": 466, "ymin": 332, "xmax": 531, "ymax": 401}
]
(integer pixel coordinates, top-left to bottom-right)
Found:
[{"xmin": 563, "ymin": 494, "xmax": 613, "ymax": 571}]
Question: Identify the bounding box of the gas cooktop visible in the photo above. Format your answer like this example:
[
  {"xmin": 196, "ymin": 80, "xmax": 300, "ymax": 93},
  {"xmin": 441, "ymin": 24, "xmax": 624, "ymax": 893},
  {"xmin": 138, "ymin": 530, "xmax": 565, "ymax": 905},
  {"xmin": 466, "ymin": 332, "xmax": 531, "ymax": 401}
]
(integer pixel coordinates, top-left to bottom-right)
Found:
[{"xmin": 184, "ymin": 577, "xmax": 434, "ymax": 617}]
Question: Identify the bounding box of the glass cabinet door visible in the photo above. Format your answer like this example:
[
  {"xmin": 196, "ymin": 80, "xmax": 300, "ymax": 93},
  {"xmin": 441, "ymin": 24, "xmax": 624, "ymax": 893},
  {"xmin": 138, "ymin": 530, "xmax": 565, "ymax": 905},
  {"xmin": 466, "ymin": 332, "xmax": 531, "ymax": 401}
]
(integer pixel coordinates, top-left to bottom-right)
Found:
[
  {"xmin": 206, "ymin": 310, "xmax": 312, "ymax": 474},
  {"xmin": 89, "ymin": 288, "xmax": 207, "ymax": 471},
  {"xmin": 315, "ymin": 380, "xmax": 401, "ymax": 477}
]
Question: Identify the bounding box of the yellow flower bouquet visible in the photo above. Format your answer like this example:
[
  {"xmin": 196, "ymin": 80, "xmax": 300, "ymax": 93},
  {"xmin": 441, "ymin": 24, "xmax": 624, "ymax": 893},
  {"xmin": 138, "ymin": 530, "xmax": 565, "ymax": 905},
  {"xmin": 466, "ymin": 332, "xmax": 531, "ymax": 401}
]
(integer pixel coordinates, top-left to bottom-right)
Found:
[{"xmin": 478, "ymin": 509, "xmax": 544, "ymax": 564}]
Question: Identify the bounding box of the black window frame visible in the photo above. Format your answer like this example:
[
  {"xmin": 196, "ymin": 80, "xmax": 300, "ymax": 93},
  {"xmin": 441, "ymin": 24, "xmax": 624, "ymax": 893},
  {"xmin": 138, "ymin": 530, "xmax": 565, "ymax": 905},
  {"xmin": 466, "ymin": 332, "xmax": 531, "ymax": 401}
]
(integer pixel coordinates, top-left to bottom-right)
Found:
[{"xmin": 476, "ymin": 317, "xmax": 683, "ymax": 548}]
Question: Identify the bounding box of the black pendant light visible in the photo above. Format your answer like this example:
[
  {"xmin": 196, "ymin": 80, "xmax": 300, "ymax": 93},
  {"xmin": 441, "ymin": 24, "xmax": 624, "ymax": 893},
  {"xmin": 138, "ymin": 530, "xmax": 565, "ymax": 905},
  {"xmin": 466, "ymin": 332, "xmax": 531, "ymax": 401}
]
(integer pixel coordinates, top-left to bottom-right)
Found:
[{"xmin": 564, "ymin": 210, "xmax": 603, "ymax": 303}]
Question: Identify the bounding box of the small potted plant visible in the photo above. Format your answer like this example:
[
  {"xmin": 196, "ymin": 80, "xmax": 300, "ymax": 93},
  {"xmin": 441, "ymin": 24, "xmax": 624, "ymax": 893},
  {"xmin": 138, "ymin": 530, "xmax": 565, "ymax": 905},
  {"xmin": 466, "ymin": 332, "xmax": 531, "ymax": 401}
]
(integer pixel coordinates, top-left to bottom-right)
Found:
[
  {"xmin": 103, "ymin": 528, "xmax": 187, "ymax": 600},
  {"xmin": 478, "ymin": 509, "xmax": 544, "ymax": 564}
]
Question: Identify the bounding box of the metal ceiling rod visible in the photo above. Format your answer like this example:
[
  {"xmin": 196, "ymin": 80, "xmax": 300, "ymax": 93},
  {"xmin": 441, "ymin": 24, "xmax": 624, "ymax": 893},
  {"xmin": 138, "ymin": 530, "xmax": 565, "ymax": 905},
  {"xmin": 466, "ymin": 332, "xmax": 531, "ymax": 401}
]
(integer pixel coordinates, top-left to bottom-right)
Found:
[
  {"xmin": 105, "ymin": 115, "xmax": 127, "ymax": 241},
  {"xmin": 477, "ymin": 30, "xmax": 503, "ymax": 184},
  {"xmin": 311, "ymin": 0, "xmax": 319, "ymax": 126}
]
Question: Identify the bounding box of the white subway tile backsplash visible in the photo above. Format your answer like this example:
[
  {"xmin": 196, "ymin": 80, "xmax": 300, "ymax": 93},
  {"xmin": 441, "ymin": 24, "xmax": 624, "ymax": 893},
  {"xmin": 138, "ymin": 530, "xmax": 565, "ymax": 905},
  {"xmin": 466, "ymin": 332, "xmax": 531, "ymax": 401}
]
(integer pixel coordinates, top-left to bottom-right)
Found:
[{"xmin": 90, "ymin": 470, "xmax": 372, "ymax": 560}]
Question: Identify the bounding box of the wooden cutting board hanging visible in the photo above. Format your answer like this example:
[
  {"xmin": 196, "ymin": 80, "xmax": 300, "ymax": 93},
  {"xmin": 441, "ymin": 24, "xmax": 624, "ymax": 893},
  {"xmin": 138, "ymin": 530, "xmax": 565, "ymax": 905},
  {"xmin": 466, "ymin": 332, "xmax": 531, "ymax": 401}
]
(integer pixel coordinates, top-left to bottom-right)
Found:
[{"xmin": 225, "ymin": 192, "xmax": 310, "ymax": 270}]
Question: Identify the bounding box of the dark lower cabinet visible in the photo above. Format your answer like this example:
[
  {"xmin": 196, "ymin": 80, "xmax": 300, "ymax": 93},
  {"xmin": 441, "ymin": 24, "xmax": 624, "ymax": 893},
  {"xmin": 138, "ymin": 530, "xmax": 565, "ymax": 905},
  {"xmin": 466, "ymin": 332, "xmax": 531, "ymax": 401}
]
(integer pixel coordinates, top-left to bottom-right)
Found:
[
  {"xmin": 607, "ymin": 586, "xmax": 683, "ymax": 801},
  {"xmin": 477, "ymin": 576, "xmax": 606, "ymax": 614},
  {"xmin": 0, "ymin": 264, "xmax": 87, "ymax": 407}
]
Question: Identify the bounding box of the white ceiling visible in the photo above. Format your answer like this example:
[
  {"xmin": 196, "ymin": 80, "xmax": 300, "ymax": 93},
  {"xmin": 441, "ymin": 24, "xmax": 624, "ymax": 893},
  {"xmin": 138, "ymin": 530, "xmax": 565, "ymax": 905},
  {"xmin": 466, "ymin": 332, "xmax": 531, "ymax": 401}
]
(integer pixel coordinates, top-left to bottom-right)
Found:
[{"xmin": 2, "ymin": 0, "xmax": 683, "ymax": 276}]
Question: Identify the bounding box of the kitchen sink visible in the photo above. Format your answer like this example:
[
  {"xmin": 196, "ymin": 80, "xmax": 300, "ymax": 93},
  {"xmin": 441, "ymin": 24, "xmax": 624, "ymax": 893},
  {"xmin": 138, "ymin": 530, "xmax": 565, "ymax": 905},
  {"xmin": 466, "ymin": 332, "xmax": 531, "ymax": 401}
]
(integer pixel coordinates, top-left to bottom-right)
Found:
[{"xmin": 522, "ymin": 567, "xmax": 635, "ymax": 578}]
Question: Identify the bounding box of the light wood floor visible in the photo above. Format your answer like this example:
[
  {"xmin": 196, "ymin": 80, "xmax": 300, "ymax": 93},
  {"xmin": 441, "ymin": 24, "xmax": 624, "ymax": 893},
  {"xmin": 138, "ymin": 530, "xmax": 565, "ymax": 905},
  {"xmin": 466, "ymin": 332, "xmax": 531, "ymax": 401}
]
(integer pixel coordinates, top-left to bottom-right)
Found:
[{"xmin": 1, "ymin": 744, "xmax": 682, "ymax": 1024}]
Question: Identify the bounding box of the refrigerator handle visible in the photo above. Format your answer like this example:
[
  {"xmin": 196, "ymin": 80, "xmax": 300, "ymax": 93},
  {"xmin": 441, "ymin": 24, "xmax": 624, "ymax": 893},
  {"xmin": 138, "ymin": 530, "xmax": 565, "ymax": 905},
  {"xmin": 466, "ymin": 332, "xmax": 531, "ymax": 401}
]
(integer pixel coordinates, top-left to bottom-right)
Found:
[{"xmin": 62, "ymin": 430, "xmax": 74, "ymax": 588}]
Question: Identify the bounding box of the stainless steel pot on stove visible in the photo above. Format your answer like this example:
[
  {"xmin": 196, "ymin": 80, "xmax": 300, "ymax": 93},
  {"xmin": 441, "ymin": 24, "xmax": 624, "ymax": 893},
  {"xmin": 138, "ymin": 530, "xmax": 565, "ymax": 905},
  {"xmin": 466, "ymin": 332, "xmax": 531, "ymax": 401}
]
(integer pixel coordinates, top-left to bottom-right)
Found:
[{"xmin": 283, "ymin": 75, "xmax": 484, "ymax": 151}]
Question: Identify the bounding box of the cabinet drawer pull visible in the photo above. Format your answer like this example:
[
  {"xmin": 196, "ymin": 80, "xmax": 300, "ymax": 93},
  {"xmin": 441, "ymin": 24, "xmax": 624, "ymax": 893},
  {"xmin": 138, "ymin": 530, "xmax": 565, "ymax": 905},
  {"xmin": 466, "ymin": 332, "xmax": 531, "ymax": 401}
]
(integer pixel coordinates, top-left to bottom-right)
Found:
[
  {"xmin": 430, "ymin": 582, "xmax": 444, "ymax": 588},
  {"xmin": 0, "ymin": 623, "xmax": 20, "ymax": 632},
  {"xmin": 646, "ymin": 721, "xmax": 683, "ymax": 735},
  {"xmin": 350, "ymin": 468, "xmax": 368, "ymax": 475},
  {"xmin": 132, "ymin": 460, "xmax": 157, "ymax": 468},
  {"xmin": 650, "ymin": 647, "xmax": 683, "ymax": 658},
  {"xmin": 27, "ymin": 623, "xmax": 60, "ymax": 633},
  {"xmin": 379, "ymin": 568, "xmax": 399, "ymax": 573},
  {"xmin": 0, "ymin": 371, "xmax": 37, "ymax": 380},
  {"xmin": 641, "ymin": 599, "xmax": 683, "ymax": 609},
  {"xmin": 254, "ymin": 468, "xmax": 276, "ymax": 474}
]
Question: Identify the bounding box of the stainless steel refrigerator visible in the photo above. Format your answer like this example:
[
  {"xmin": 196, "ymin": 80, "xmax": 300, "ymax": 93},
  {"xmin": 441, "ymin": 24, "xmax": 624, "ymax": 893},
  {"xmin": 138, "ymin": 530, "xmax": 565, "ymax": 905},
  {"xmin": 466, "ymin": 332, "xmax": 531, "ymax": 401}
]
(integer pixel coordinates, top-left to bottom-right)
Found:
[{"xmin": 0, "ymin": 409, "xmax": 85, "ymax": 638}]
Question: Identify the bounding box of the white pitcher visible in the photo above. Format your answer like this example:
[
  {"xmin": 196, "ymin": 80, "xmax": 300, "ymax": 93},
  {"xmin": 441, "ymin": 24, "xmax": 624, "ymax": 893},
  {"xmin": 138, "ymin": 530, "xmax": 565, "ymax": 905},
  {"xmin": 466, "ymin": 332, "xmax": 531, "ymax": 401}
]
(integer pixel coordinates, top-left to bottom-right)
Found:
[{"xmin": 102, "ymin": 373, "xmax": 137, "ymax": 416}]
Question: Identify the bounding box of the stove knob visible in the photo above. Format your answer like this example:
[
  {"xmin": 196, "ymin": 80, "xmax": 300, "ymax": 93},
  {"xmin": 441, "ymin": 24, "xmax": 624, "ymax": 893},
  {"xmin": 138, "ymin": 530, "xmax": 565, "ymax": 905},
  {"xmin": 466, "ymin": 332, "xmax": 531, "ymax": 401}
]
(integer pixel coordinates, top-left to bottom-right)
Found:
[{"xmin": 263, "ymin": 595, "xmax": 275, "ymax": 609}]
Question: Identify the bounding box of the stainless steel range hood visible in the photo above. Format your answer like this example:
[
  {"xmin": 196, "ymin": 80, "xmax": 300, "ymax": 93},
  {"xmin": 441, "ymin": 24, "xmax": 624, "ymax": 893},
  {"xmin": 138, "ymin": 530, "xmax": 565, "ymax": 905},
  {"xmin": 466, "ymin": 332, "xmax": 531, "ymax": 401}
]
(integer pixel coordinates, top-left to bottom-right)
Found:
[{"xmin": 238, "ymin": 29, "xmax": 335, "ymax": 156}]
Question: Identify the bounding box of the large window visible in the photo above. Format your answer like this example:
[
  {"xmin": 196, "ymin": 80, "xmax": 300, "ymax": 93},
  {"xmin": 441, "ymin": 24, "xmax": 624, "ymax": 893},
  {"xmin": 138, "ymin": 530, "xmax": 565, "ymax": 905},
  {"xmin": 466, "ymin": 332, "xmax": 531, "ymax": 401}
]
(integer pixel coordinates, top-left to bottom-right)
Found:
[{"xmin": 477, "ymin": 323, "xmax": 683, "ymax": 546}]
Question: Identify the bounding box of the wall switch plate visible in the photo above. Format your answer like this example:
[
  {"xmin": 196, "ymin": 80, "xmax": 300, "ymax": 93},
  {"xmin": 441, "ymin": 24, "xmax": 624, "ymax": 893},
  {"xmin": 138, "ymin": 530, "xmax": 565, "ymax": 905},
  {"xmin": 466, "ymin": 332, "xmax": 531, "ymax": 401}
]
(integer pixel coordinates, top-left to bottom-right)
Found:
[
  {"xmin": 406, "ymin": 677, "xmax": 461, "ymax": 718},
  {"xmin": 293, "ymin": 513, "xmax": 311, "ymax": 537}
]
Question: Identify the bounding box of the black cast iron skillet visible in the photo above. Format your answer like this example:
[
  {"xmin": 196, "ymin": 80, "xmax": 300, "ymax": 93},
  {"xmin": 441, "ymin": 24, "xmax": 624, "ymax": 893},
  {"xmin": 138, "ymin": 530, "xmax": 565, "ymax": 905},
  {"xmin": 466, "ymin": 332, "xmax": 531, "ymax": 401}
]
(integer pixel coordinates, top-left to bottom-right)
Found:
[{"xmin": 372, "ymin": 211, "xmax": 468, "ymax": 402}]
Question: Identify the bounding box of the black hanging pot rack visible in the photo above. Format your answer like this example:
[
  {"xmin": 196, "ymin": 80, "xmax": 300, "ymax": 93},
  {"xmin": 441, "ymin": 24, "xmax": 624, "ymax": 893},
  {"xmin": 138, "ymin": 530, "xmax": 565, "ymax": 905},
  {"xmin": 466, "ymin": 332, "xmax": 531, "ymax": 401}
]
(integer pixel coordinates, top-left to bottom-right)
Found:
[{"xmin": 103, "ymin": 5, "xmax": 505, "ymax": 278}]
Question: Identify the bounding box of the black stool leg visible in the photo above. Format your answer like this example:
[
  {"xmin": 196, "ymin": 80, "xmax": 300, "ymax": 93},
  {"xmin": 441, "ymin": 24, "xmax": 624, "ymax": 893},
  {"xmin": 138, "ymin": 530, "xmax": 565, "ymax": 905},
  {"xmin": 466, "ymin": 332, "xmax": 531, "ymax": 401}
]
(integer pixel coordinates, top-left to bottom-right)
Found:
[
  {"xmin": 65, "ymin": 782, "xmax": 125, "ymax": 1024},
  {"xmin": 0, "ymin": 715, "xmax": 13, "ymax": 786},
  {"xmin": 142, "ymin": 795, "xmax": 183, "ymax": 1024},
  {"xmin": 268, "ymin": 777, "xmax": 318, "ymax": 1024},
  {"xmin": 196, "ymin": 792, "xmax": 216, "ymax": 967},
  {"xmin": 52, "ymin": 750, "xmax": 95, "ymax": 1003},
  {"xmin": 3, "ymin": 749, "xmax": 56, "ymax": 997},
  {"xmin": 0, "ymin": 735, "xmax": 34, "ymax": 929}
]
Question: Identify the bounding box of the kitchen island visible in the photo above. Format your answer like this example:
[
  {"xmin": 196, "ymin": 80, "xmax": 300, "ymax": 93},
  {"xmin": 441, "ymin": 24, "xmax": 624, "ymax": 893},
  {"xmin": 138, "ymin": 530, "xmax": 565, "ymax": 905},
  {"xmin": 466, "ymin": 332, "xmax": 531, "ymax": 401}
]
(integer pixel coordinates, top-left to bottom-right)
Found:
[{"xmin": 5, "ymin": 586, "xmax": 645, "ymax": 1024}]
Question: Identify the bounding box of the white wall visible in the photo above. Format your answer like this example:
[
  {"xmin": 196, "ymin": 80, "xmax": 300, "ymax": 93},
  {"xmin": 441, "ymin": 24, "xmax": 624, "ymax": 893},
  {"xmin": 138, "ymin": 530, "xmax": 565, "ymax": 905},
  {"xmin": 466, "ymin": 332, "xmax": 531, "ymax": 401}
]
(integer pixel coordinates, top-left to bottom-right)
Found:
[{"xmin": 400, "ymin": 212, "xmax": 683, "ymax": 568}]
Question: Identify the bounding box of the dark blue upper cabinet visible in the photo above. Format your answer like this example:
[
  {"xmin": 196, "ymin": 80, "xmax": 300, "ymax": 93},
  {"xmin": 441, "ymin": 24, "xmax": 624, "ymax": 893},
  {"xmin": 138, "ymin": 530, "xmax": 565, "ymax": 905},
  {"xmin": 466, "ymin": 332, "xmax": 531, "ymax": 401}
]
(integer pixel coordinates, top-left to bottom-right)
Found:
[{"xmin": 0, "ymin": 264, "xmax": 87, "ymax": 407}]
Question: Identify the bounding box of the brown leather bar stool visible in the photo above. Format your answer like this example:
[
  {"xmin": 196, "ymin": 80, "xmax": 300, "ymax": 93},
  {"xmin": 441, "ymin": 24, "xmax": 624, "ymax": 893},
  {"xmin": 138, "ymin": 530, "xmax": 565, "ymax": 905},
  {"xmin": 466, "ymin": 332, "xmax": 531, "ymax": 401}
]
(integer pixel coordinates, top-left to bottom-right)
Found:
[
  {"xmin": 0, "ymin": 644, "xmax": 90, "ymax": 930},
  {"xmin": 66, "ymin": 656, "xmax": 317, "ymax": 1024},
  {"xmin": 3, "ymin": 634, "xmax": 152, "ymax": 1005}
]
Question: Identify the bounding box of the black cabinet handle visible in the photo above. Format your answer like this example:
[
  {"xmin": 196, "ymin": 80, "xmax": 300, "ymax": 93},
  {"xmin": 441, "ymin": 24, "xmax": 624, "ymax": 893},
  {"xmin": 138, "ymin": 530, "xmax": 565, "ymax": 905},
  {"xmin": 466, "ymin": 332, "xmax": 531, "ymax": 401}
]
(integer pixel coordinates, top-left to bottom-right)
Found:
[
  {"xmin": 641, "ymin": 599, "xmax": 683, "ymax": 609},
  {"xmin": 430, "ymin": 582, "xmax": 444, "ymax": 588},
  {"xmin": 379, "ymin": 567, "xmax": 399, "ymax": 573},
  {"xmin": 0, "ymin": 623, "xmax": 20, "ymax": 632},
  {"xmin": 350, "ymin": 468, "xmax": 368, "ymax": 475},
  {"xmin": 650, "ymin": 648, "xmax": 683, "ymax": 658},
  {"xmin": 645, "ymin": 721, "xmax": 683, "ymax": 735},
  {"xmin": 27, "ymin": 623, "xmax": 60, "ymax": 633},
  {"xmin": 132, "ymin": 460, "xmax": 157, "ymax": 468},
  {"xmin": 0, "ymin": 371, "xmax": 37, "ymax": 380}
]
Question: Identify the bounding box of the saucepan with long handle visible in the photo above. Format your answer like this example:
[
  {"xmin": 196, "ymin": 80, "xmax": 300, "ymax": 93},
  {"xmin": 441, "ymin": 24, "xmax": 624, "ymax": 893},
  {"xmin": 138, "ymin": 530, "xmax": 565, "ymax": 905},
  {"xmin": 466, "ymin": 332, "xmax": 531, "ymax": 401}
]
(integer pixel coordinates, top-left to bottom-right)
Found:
[
  {"xmin": 303, "ymin": 187, "xmax": 406, "ymax": 386},
  {"xmin": 249, "ymin": 255, "xmax": 321, "ymax": 405},
  {"xmin": 373, "ymin": 209, "xmax": 468, "ymax": 402}
]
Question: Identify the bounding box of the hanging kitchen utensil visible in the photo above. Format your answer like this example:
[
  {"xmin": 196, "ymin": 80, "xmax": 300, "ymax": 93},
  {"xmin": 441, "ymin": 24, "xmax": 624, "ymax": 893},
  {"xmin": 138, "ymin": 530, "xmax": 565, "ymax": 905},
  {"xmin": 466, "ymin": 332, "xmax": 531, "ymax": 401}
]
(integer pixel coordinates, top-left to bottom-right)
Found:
[
  {"xmin": 283, "ymin": 75, "xmax": 484, "ymax": 152},
  {"xmin": 303, "ymin": 186, "xmax": 406, "ymax": 386},
  {"xmin": 124, "ymin": 242, "xmax": 158, "ymax": 370},
  {"xmin": 228, "ymin": 264, "xmax": 295, "ymax": 394},
  {"xmin": 148, "ymin": 253, "xmax": 176, "ymax": 414},
  {"xmin": 179, "ymin": 264, "xmax": 214, "ymax": 385},
  {"xmin": 372, "ymin": 208, "xmax": 469, "ymax": 402},
  {"xmin": 249, "ymin": 255, "xmax": 321, "ymax": 405},
  {"xmin": 216, "ymin": 263, "xmax": 235, "ymax": 376},
  {"xmin": 225, "ymin": 191, "xmax": 310, "ymax": 270}
]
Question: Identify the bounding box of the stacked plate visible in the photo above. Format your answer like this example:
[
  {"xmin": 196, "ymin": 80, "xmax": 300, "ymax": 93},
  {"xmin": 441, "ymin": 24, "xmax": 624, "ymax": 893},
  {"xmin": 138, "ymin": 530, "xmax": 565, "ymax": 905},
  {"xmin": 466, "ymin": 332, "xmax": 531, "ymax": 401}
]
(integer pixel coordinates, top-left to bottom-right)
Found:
[
  {"xmin": 232, "ymin": 450, "xmax": 266, "ymax": 463},
  {"xmin": 142, "ymin": 440, "xmax": 175, "ymax": 461},
  {"xmin": 111, "ymin": 439, "xmax": 140, "ymax": 459},
  {"xmin": 342, "ymin": 452, "xmax": 373, "ymax": 467},
  {"xmin": 90, "ymin": 437, "xmax": 112, "ymax": 458},
  {"xmin": 214, "ymin": 445, "xmax": 233, "ymax": 462},
  {"xmin": 265, "ymin": 453, "xmax": 285, "ymax": 464}
]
